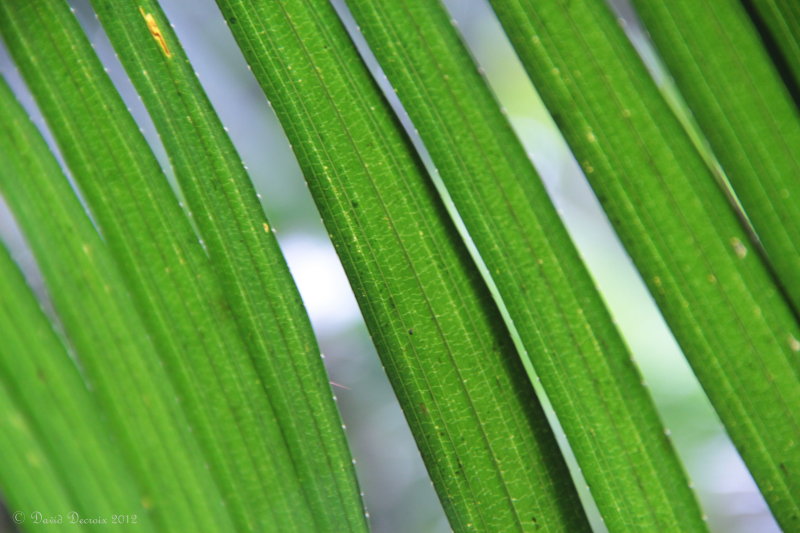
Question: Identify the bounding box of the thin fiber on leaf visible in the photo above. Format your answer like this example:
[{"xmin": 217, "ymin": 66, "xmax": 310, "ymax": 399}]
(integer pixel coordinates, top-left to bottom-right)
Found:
[
  {"xmin": 214, "ymin": 0, "xmax": 590, "ymax": 530},
  {"xmin": 86, "ymin": 2, "xmax": 366, "ymax": 529},
  {"xmin": 0, "ymin": 76, "xmax": 233, "ymax": 532},
  {"xmin": 630, "ymin": 0, "xmax": 800, "ymax": 315},
  {"xmin": 488, "ymin": 0, "xmax": 800, "ymax": 527},
  {"xmin": 0, "ymin": 2, "xmax": 321, "ymax": 530},
  {"xmin": 342, "ymin": 0, "xmax": 706, "ymax": 530}
]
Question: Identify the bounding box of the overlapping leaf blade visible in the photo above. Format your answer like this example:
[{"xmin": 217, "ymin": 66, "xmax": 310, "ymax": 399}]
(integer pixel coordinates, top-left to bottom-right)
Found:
[
  {"xmin": 0, "ymin": 223, "xmax": 163, "ymax": 531},
  {"xmin": 85, "ymin": 2, "xmax": 366, "ymax": 530},
  {"xmin": 0, "ymin": 248, "xmax": 84, "ymax": 533},
  {"xmin": 341, "ymin": 0, "xmax": 706, "ymax": 530},
  {"xmin": 743, "ymin": 0, "xmax": 800, "ymax": 95},
  {"xmin": 213, "ymin": 0, "xmax": 591, "ymax": 530},
  {"xmin": 1, "ymin": 0, "xmax": 796, "ymax": 530},
  {"xmin": 0, "ymin": 75, "xmax": 232, "ymax": 532},
  {"xmin": 630, "ymin": 0, "xmax": 800, "ymax": 314},
  {"xmin": 0, "ymin": 241, "xmax": 148, "ymax": 533},
  {"xmin": 0, "ymin": 1, "xmax": 327, "ymax": 530},
  {"xmin": 488, "ymin": 0, "xmax": 800, "ymax": 527}
]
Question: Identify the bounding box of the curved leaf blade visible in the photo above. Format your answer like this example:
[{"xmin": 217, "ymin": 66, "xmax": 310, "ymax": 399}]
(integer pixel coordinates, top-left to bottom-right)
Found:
[
  {"xmin": 214, "ymin": 0, "xmax": 591, "ymax": 530},
  {"xmin": 0, "ymin": 75, "xmax": 235, "ymax": 532},
  {"xmin": 0, "ymin": 2, "xmax": 320, "ymax": 530},
  {"xmin": 341, "ymin": 0, "xmax": 706, "ymax": 530},
  {"xmin": 0, "ymin": 243, "xmax": 147, "ymax": 533},
  {"xmin": 488, "ymin": 0, "xmax": 800, "ymax": 527},
  {"xmin": 85, "ymin": 2, "xmax": 367, "ymax": 530},
  {"xmin": 630, "ymin": 0, "xmax": 800, "ymax": 315},
  {"xmin": 743, "ymin": 0, "xmax": 800, "ymax": 98}
]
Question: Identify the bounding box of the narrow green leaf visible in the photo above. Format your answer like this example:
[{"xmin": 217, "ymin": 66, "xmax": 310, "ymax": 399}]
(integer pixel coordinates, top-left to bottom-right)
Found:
[
  {"xmin": 215, "ymin": 0, "xmax": 590, "ymax": 531},
  {"xmin": 630, "ymin": 0, "xmax": 800, "ymax": 315},
  {"xmin": 0, "ymin": 241, "xmax": 147, "ymax": 532},
  {"xmin": 488, "ymin": 0, "xmax": 800, "ymax": 527},
  {"xmin": 0, "ymin": 75, "xmax": 233, "ymax": 532},
  {"xmin": 85, "ymin": 2, "xmax": 366, "ymax": 530},
  {"xmin": 0, "ymin": 412, "xmax": 78, "ymax": 532},
  {"xmin": 342, "ymin": 0, "xmax": 706, "ymax": 530},
  {"xmin": 743, "ymin": 0, "xmax": 800, "ymax": 95},
  {"xmin": 0, "ymin": 2, "xmax": 319, "ymax": 530}
]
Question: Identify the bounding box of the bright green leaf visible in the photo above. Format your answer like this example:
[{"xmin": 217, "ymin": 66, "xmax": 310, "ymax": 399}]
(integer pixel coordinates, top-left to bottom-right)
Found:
[
  {"xmin": 86, "ymin": 2, "xmax": 367, "ymax": 530},
  {"xmin": 0, "ymin": 241, "xmax": 148, "ymax": 532},
  {"xmin": 341, "ymin": 0, "xmax": 706, "ymax": 530},
  {"xmin": 214, "ymin": 0, "xmax": 591, "ymax": 530},
  {"xmin": 0, "ymin": 1, "xmax": 328, "ymax": 530},
  {"xmin": 488, "ymin": 0, "xmax": 800, "ymax": 527},
  {"xmin": 0, "ymin": 74, "xmax": 236, "ymax": 532},
  {"xmin": 743, "ymin": 0, "xmax": 800, "ymax": 95},
  {"xmin": 631, "ymin": 0, "xmax": 800, "ymax": 318}
]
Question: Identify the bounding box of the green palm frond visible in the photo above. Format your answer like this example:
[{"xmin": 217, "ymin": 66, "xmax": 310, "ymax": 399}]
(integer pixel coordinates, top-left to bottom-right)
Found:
[{"xmin": 0, "ymin": 0, "xmax": 797, "ymax": 531}]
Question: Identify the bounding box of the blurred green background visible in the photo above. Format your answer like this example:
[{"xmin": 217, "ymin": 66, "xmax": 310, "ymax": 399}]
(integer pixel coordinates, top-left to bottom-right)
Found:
[{"xmin": 0, "ymin": 0, "xmax": 782, "ymax": 531}]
